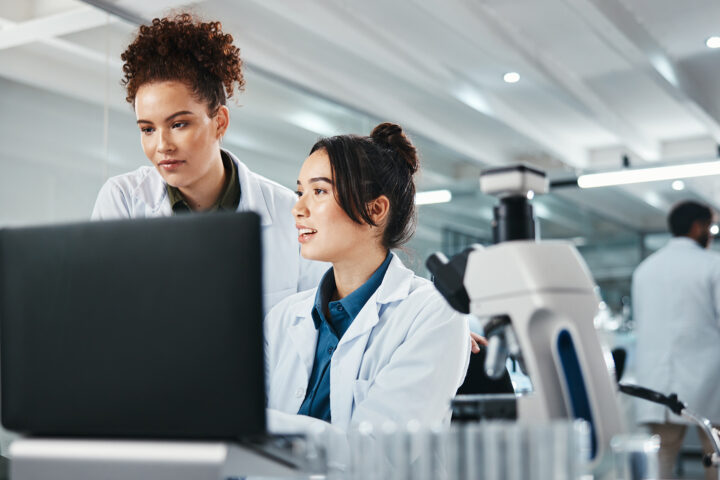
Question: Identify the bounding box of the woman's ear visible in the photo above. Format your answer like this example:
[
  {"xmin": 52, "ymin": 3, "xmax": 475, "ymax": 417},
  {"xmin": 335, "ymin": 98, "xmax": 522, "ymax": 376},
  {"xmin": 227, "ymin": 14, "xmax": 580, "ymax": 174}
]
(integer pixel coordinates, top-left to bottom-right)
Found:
[
  {"xmin": 215, "ymin": 105, "xmax": 230, "ymax": 139},
  {"xmin": 368, "ymin": 195, "xmax": 390, "ymax": 226}
]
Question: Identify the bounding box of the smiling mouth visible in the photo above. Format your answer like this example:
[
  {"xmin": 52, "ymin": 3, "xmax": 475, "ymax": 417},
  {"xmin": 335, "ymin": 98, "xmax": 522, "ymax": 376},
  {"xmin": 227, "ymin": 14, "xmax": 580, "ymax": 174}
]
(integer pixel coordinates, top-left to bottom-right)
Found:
[{"xmin": 298, "ymin": 228, "xmax": 317, "ymax": 241}]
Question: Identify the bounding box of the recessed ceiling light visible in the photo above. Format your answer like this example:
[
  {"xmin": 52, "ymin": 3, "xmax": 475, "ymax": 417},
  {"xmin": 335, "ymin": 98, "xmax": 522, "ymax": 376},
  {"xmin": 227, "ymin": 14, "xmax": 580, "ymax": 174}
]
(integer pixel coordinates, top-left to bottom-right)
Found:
[
  {"xmin": 503, "ymin": 72, "xmax": 520, "ymax": 83},
  {"xmin": 706, "ymin": 36, "xmax": 720, "ymax": 49},
  {"xmin": 671, "ymin": 180, "xmax": 685, "ymax": 191},
  {"xmin": 712, "ymin": 224, "xmax": 719, "ymax": 235}
]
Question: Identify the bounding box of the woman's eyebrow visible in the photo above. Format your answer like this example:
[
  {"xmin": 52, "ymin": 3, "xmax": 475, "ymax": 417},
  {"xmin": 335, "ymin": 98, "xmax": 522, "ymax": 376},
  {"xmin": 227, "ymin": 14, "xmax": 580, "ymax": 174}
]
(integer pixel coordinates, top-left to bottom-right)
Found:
[
  {"xmin": 165, "ymin": 111, "xmax": 194, "ymax": 122},
  {"xmin": 136, "ymin": 111, "xmax": 195, "ymax": 125},
  {"xmin": 296, "ymin": 177, "xmax": 333, "ymax": 186},
  {"xmin": 308, "ymin": 177, "xmax": 333, "ymax": 184}
]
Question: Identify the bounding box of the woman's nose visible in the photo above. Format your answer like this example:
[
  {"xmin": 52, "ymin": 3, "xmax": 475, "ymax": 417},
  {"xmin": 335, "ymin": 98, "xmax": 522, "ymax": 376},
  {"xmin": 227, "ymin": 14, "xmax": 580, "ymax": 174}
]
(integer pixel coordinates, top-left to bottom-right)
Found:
[
  {"xmin": 292, "ymin": 195, "xmax": 308, "ymax": 218},
  {"xmin": 157, "ymin": 129, "xmax": 175, "ymax": 153}
]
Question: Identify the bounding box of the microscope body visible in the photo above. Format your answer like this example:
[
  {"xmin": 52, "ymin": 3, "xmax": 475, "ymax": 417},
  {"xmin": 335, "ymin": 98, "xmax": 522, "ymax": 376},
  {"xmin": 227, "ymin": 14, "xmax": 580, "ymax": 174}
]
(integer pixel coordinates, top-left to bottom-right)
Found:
[
  {"xmin": 465, "ymin": 239, "xmax": 624, "ymax": 462},
  {"xmin": 428, "ymin": 165, "xmax": 624, "ymax": 466}
]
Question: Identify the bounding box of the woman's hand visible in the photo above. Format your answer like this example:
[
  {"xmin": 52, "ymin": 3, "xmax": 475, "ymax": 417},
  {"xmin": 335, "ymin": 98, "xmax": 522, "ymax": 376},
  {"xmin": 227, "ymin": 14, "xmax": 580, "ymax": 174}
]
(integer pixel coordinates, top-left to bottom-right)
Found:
[{"xmin": 470, "ymin": 331, "xmax": 488, "ymax": 354}]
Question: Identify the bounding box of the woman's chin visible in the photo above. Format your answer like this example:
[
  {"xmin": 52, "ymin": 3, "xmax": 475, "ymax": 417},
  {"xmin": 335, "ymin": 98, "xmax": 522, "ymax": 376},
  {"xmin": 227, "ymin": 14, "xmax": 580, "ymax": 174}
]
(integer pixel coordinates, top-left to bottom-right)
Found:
[
  {"xmin": 157, "ymin": 170, "xmax": 187, "ymax": 188},
  {"xmin": 300, "ymin": 245, "xmax": 329, "ymax": 263}
]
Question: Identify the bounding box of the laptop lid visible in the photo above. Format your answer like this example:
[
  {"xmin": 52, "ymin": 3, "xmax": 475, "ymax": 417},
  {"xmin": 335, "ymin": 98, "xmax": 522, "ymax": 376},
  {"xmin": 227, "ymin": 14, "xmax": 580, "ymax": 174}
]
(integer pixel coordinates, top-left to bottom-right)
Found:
[{"xmin": 0, "ymin": 212, "xmax": 265, "ymax": 439}]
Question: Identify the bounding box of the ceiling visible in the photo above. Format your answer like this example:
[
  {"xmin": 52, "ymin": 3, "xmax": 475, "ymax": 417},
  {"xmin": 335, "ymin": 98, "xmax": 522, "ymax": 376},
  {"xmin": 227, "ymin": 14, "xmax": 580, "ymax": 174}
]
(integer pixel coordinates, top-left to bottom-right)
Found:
[{"xmin": 1, "ymin": 0, "xmax": 719, "ymax": 271}]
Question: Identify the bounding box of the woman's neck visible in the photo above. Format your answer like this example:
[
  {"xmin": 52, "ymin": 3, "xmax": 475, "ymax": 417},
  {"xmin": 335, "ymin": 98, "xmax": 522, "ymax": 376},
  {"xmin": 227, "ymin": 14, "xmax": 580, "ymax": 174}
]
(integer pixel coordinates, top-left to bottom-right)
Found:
[
  {"xmin": 179, "ymin": 151, "xmax": 226, "ymax": 211},
  {"xmin": 331, "ymin": 246, "xmax": 388, "ymax": 300}
]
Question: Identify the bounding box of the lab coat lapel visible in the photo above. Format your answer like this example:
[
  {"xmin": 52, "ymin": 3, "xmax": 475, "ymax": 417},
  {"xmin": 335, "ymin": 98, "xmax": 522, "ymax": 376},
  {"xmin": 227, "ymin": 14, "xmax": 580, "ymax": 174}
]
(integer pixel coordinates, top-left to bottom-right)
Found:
[
  {"xmin": 286, "ymin": 294, "xmax": 318, "ymax": 381},
  {"xmin": 339, "ymin": 255, "xmax": 413, "ymax": 344},
  {"xmin": 330, "ymin": 255, "xmax": 414, "ymax": 428},
  {"xmin": 226, "ymin": 150, "xmax": 273, "ymax": 226}
]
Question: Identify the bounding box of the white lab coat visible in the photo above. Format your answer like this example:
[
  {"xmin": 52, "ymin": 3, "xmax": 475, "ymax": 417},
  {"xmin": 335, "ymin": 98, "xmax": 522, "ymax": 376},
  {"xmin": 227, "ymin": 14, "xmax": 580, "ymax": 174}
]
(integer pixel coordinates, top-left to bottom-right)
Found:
[
  {"xmin": 264, "ymin": 254, "xmax": 470, "ymax": 434},
  {"xmin": 632, "ymin": 236, "xmax": 720, "ymax": 424},
  {"xmin": 91, "ymin": 149, "xmax": 327, "ymax": 311}
]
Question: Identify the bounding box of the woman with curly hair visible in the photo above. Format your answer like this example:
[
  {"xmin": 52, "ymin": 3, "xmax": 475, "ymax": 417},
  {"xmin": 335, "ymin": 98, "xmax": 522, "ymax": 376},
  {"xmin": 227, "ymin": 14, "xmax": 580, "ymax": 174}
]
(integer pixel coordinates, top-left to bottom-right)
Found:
[{"xmin": 91, "ymin": 14, "xmax": 326, "ymax": 310}]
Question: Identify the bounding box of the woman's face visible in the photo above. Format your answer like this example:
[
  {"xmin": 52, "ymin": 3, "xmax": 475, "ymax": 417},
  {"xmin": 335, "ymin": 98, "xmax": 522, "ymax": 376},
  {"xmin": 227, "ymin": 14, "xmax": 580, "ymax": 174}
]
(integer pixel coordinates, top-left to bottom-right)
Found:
[
  {"xmin": 134, "ymin": 81, "xmax": 227, "ymax": 189},
  {"xmin": 293, "ymin": 149, "xmax": 377, "ymax": 263}
]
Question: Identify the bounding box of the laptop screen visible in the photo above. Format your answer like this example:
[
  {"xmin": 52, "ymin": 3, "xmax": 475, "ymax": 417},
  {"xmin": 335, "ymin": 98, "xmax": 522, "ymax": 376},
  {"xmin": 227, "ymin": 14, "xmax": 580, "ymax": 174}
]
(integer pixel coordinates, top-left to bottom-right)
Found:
[{"xmin": 0, "ymin": 212, "xmax": 265, "ymax": 439}]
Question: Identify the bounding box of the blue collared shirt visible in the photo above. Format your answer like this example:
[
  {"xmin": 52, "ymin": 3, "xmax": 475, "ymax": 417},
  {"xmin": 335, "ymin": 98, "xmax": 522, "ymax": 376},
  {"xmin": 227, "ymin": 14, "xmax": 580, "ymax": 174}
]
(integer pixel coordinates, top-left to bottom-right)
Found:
[{"xmin": 297, "ymin": 252, "xmax": 393, "ymax": 421}]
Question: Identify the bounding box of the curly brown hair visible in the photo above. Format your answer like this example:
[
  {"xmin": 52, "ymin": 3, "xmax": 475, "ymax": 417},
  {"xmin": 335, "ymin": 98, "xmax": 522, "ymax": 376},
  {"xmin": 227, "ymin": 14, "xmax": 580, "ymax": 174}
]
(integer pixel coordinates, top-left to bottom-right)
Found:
[{"xmin": 120, "ymin": 13, "xmax": 244, "ymax": 114}]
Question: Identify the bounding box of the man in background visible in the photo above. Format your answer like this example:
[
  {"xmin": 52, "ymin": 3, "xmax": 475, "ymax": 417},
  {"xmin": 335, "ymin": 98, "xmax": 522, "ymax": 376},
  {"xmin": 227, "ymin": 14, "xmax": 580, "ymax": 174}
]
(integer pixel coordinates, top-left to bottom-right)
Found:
[{"xmin": 632, "ymin": 200, "xmax": 720, "ymax": 480}]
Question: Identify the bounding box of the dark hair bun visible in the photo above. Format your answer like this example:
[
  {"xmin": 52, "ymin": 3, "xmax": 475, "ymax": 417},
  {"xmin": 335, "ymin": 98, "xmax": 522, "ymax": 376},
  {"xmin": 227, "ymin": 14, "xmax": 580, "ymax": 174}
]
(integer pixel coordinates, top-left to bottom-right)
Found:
[
  {"xmin": 370, "ymin": 123, "xmax": 419, "ymax": 174},
  {"xmin": 121, "ymin": 13, "xmax": 244, "ymax": 108}
]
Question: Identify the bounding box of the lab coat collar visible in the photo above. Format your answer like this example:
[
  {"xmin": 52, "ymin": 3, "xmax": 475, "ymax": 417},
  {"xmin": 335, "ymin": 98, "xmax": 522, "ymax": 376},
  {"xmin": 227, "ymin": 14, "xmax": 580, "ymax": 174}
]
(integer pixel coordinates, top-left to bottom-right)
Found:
[
  {"xmin": 374, "ymin": 254, "xmax": 413, "ymax": 304},
  {"xmin": 226, "ymin": 150, "xmax": 273, "ymax": 226},
  {"xmin": 288, "ymin": 255, "xmax": 414, "ymax": 343},
  {"xmin": 339, "ymin": 254, "xmax": 413, "ymax": 344},
  {"xmin": 667, "ymin": 236, "xmax": 703, "ymax": 250}
]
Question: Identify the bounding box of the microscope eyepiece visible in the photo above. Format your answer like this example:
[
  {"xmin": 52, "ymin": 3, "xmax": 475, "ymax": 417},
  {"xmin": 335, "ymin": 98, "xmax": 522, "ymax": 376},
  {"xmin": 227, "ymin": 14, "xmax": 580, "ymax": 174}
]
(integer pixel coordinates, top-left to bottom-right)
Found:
[
  {"xmin": 493, "ymin": 195, "xmax": 535, "ymax": 243},
  {"xmin": 426, "ymin": 247, "xmax": 477, "ymax": 314}
]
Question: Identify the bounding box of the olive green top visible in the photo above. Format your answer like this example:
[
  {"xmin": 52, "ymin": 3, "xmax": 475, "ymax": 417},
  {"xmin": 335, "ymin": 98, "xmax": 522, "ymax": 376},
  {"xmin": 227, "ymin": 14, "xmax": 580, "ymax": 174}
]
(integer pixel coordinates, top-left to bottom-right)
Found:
[{"xmin": 166, "ymin": 151, "xmax": 241, "ymax": 213}]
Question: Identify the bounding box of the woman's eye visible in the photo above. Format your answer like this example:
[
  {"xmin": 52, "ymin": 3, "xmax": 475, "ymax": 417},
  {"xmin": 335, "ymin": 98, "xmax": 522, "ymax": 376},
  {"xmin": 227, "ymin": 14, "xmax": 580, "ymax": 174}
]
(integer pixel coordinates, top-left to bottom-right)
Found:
[
  {"xmin": 140, "ymin": 127, "xmax": 154, "ymax": 134},
  {"xmin": 172, "ymin": 122, "xmax": 187, "ymax": 129},
  {"xmin": 295, "ymin": 190, "xmax": 303, "ymax": 198},
  {"xmin": 314, "ymin": 188, "xmax": 326, "ymax": 195}
]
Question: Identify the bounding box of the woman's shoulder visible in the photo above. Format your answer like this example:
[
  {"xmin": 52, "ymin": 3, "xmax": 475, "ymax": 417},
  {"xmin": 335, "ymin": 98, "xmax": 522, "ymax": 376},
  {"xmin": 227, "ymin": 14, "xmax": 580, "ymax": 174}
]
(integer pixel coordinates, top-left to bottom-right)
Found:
[
  {"xmin": 100, "ymin": 166, "xmax": 161, "ymax": 196},
  {"xmin": 92, "ymin": 166, "xmax": 163, "ymax": 219},
  {"xmin": 384, "ymin": 257, "xmax": 453, "ymax": 314},
  {"xmin": 406, "ymin": 275, "xmax": 452, "ymax": 311},
  {"xmin": 248, "ymin": 170, "xmax": 296, "ymax": 206},
  {"xmin": 227, "ymin": 150, "xmax": 296, "ymax": 205},
  {"xmin": 265, "ymin": 287, "xmax": 317, "ymax": 324}
]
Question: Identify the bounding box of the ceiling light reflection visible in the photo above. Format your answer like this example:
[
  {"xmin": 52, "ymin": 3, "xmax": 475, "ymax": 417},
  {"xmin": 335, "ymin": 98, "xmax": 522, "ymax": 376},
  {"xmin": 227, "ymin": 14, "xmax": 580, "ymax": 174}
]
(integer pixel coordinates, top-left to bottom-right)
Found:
[
  {"xmin": 287, "ymin": 113, "xmax": 337, "ymax": 136},
  {"xmin": 415, "ymin": 189, "xmax": 452, "ymax": 205}
]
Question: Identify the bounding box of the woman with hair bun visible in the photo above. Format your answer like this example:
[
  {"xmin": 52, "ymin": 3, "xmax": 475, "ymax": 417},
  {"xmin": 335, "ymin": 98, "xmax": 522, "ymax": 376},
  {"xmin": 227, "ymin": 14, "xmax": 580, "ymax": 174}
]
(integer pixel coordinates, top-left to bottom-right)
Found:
[
  {"xmin": 265, "ymin": 123, "xmax": 470, "ymax": 433},
  {"xmin": 91, "ymin": 14, "xmax": 325, "ymax": 310}
]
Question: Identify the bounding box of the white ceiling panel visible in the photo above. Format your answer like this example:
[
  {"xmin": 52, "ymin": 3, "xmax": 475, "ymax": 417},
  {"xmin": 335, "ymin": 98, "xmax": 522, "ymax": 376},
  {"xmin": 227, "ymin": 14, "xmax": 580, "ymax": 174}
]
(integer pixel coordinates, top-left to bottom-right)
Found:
[{"xmin": 4, "ymin": 0, "xmax": 720, "ymax": 251}]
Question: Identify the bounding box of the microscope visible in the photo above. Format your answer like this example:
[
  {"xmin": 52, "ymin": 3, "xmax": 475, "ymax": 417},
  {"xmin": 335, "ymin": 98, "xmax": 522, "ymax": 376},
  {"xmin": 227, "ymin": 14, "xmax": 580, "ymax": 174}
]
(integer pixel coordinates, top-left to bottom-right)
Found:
[{"xmin": 427, "ymin": 165, "xmax": 624, "ymax": 466}]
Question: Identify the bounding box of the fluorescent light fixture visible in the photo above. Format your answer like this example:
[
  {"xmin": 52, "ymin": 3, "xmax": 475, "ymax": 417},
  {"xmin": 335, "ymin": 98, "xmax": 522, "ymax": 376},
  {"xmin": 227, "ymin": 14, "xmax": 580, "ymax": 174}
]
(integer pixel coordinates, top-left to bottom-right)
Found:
[
  {"xmin": 415, "ymin": 189, "xmax": 452, "ymax": 205},
  {"xmin": 671, "ymin": 180, "xmax": 685, "ymax": 191},
  {"xmin": 503, "ymin": 72, "xmax": 520, "ymax": 83},
  {"xmin": 651, "ymin": 55, "xmax": 678, "ymax": 87},
  {"xmin": 577, "ymin": 160, "xmax": 720, "ymax": 188},
  {"xmin": 454, "ymin": 86, "xmax": 493, "ymax": 115},
  {"xmin": 706, "ymin": 36, "xmax": 720, "ymax": 49},
  {"xmin": 287, "ymin": 112, "xmax": 337, "ymax": 136},
  {"xmin": 712, "ymin": 224, "xmax": 719, "ymax": 235}
]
